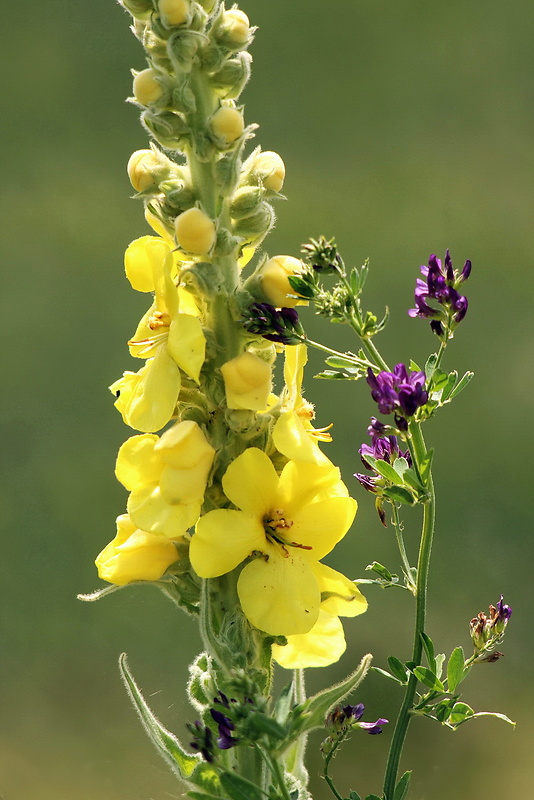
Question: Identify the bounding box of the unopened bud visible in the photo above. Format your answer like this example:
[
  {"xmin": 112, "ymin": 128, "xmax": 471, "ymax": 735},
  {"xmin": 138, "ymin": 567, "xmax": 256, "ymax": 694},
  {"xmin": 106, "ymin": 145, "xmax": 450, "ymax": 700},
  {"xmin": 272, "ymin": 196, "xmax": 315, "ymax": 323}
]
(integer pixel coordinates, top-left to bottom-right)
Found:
[
  {"xmin": 255, "ymin": 255, "xmax": 305, "ymax": 309},
  {"xmin": 119, "ymin": 0, "xmax": 153, "ymax": 20},
  {"xmin": 160, "ymin": 179, "xmax": 195, "ymax": 212},
  {"xmin": 210, "ymin": 52, "xmax": 252, "ymax": 99},
  {"xmin": 221, "ymin": 352, "xmax": 272, "ymax": 411},
  {"xmin": 254, "ymin": 151, "xmax": 285, "ymax": 192},
  {"xmin": 127, "ymin": 149, "xmax": 173, "ymax": 193},
  {"xmin": 142, "ymin": 109, "xmax": 189, "ymax": 148},
  {"xmin": 230, "ymin": 185, "xmax": 264, "ymax": 219},
  {"xmin": 210, "ymin": 106, "xmax": 245, "ymax": 147},
  {"xmin": 220, "ymin": 9, "xmax": 251, "ymax": 46},
  {"xmin": 133, "ymin": 68, "xmax": 164, "ymax": 106},
  {"xmin": 233, "ymin": 203, "xmax": 274, "ymax": 244},
  {"xmin": 198, "ymin": 0, "xmax": 216, "ymax": 11},
  {"xmin": 157, "ymin": 0, "xmax": 190, "ymax": 26},
  {"xmin": 175, "ymin": 207, "xmax": 216, "ymax": 255}
]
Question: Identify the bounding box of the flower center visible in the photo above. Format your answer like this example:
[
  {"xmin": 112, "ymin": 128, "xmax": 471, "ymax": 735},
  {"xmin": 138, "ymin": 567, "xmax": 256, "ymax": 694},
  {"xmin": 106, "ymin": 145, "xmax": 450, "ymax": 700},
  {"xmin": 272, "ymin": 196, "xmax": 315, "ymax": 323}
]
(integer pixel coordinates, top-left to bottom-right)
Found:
[{"xmin": 263, "ymin": 508, "xmax": 312, "ymax": 556}]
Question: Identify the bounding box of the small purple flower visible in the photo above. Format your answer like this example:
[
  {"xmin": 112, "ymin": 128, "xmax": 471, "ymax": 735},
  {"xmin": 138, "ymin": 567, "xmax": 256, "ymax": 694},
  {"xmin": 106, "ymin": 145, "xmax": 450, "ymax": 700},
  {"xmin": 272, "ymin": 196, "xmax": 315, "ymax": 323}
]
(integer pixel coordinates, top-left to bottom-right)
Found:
[
  {"xmin": 326, "ymin": 703, "xmax": 388, "ymax": 735},
  {"xmin": 187, "ymin": 720, "xmax": 215, "ymax": 762},
  {"xmin": 210, "ymin": 691, "xmax": 240, "ymax": 750},
  {"xmin": 355, "ymin": 433, "xmax": 412, "ymax": 494},
  {"xmin": 409, "ymin": 250, "xmax": 471, "ymax": 336},
  {"xmin": 242, "ymin": 302, "xmax": 304, "ymax": 345},
  {"xmin": 366, "ymin": 364, "xmax": 428, "ymax": 424}
]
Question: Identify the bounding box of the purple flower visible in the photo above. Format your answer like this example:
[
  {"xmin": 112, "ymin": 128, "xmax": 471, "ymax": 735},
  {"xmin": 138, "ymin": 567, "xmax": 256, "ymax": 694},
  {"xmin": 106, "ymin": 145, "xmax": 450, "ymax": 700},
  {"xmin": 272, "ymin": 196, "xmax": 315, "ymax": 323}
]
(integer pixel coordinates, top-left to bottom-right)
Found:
[
  {"xmin": 210, "ymin": 691, "xmax": 240, "ymax": 750},
  {"xmin": 187, "ymin": 720, "xmax": 215, "ymax": 762},
  {"xmin": 326, "ymin": 703, "xmax": 388, "ymax": 735},
  {"xmin": 366, "ymin": 364, "xmax": 428, "ymax": 424},
  {"xmin": 409, "ymin": 250, "xmax": 471, "ymax": 336},
  {"xmin": 242, "ymin": 302, "xmax": 304, "ymax": 345},
  {"xmin": 355, "ymin": 432, "xmax": 412, "ymax": 494}
]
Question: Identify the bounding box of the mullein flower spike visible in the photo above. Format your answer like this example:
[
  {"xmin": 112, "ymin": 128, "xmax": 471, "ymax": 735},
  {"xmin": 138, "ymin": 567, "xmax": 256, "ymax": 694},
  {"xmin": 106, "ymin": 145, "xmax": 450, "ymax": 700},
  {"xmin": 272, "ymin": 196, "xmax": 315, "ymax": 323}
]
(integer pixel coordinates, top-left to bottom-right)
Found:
[{"xmin": 409, "ymin": 249, "xmax": 471, "ymax": 338}]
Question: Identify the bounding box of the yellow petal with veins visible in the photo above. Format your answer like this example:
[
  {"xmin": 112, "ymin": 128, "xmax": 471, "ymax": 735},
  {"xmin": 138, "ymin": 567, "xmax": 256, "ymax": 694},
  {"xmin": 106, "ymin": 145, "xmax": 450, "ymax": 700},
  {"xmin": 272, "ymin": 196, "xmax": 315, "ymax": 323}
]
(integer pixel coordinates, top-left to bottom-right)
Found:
[
  {"xmin": 124, "ymin": 236, "xmax": 171, "ymax": 293},
  {"xmin": 272, "ymin": 610, "xmax": 346, "ymax": 669},
  {"xmin": 190, "ymin": 509, "xmax": 265, "ymax": 578},
  {"xmin": 222, "ymin": 447, "xmax": 279, "ymax": 518}
]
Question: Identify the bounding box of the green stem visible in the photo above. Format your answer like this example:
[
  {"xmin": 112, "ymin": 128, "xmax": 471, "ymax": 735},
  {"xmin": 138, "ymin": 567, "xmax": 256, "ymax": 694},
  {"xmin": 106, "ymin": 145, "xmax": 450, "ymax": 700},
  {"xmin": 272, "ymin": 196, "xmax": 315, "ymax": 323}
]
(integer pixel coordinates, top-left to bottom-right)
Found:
[
  {"xmin": 256, "ymin": 746, "xmax": 293, "ymax": 800},
  {"xmin": 382, "ymin": 422, "xmax": 435, "ymax": 800},
  {"xmin": 323, "ymin": 739, "xmax": 345, "ymax": 800},
  {"xmin": 390, "ymin": 502, "xmax": 416, "ymax": 594}
]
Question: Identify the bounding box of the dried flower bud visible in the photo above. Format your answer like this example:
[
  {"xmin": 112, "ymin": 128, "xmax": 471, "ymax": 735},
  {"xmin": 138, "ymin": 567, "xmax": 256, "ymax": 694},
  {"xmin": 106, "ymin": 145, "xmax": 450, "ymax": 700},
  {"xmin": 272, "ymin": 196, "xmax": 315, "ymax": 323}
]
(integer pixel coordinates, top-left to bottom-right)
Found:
[
  {"xmin": 175, "ymin": 207, "xmax": 216, "ymax": 254},
  {"xmin": 221, "ymin": 351, "xmax": 272, "ymax": 411},
  {"xmin": 133, "ymin": 68, "xmax": 164, "ymax": 106},
  {"xmin": 210, "ymin": 106, "xmax": 245, "ymax": 147}
]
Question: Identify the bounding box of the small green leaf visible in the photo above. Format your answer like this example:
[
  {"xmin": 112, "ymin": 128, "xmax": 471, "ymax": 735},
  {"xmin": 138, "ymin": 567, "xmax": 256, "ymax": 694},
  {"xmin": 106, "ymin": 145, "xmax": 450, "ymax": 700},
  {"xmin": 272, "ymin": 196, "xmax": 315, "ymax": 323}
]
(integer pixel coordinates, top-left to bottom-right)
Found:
[
  {"xmin": 446, "ymin": 646, "xmax": 466, "ymax": 693},
  {"xmin": 374, "ymin": 459, "xmax": 403, "ymax": 483},
  {"xmin": 402, "ymin": 468, "xmax": 424, "ymax": 492},
  {"xmin": 409, "ymin": 359, "xmax": 422, "ymax": 372},
  {"xmin": 424, "ymin": 353, "xmax": 438, "ymax": 380},
  {"xmin": 288, "ymin": 275, "xmax": 316, "ymax": 299},
  {"xmin": 434, "ymin": 653, "xmax": 446, "ymax": 680},
  {"xmin": 419, "ymin": 448, "xmax": 434, "ymax": 483},
  {"xmin": 349, "ymin": 791, "xmax": 362, "ymax": 800},
  {"xmin": 420, "ymin": 632, "xmax": 435, "ymax": 671},
  {"xmin": 219, "ymin": 772, "xmax": 264, "ymax": 800},
  {"xmin": 324, "ymin": 354, "xmax": 362, "ymax": 370},
  {"xmin": 448, "ymin": 370, "xmax": 474, "ymax": 401},
  {"xmin": 440, "ymin": 371, "xmax": 458, "ymax": 403},
  {"xmin": 274, "ymin": 681, "xmax": 294, "ymax": 726},
  {"xmin": 394, "ymin": 771, "xmax": 412, "ymax": 800},
  {"xmin": 314, "ymin": 370, "xmax": 360, "ymax": 381},
  {"xmin": 412, "ymin": 666, "xmax": 445, "ymax": 692},
  {"xmin": 448, "ymin": 702, "xmax": 474, "ymax": 726},
  {"xmin": 365, "ymin": 795, "xmax": 382, "ymax": 800},
  {"xmin": 383, "ymin": 486, "xmax": 415, "ymax": 505},
  {"xmin": 472, "ymin": 711, "xmax": 516, "ymax": 727},
  {"xmin": 372, "ymin": 666, "xmax": 404, "ymax": 685},
  {"xmin": 435, "ymin": 698, "xmax": 456, "ymax": 722},
  {"xmin": 366, "ymin": 562, "xmax": 394, "ymax": 581},
  {"xmin": 388, "ymin": 656, "xmax": 409, "ymax": 684},
  {"xmin": 350, "ymin": 267, "xmax": 361, "ymax": 295},
  {"xmin": 392, "ymin": 457, "xmax": 410, "ymax": 476}
]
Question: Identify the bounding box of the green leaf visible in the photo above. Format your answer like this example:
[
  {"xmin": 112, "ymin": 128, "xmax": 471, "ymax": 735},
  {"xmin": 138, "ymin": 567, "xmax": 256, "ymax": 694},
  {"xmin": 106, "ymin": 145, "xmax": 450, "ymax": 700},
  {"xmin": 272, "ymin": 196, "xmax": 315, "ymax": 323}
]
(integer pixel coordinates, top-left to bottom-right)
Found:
[
  {"xmin": 448, "ymin": 702, "xmax": 474, "ymax": 726},
  {"xmin": 419, "ymin": 448, "xmax": 434, "ymax": 483},
  {"xmin": 246, "ymin": 712, "xmax": 286, "ymax": 741},
  {"xmin": 409, "ymin": 359, "xmax": 422, "ymax": 372},
  {"xmin": 448, "ymin": 370, "xmax": 474, "ymax": 401},
  {"xmin": 350, "ymin": 267, "xmax": 361, "ymax": 295},
  {"xmin": 365, "ymin": 795, "xmax": 383, "ymax": 800},
  {"xmin": 388, "ymin": 656, "xmax": 409, "ymax": 684},
  {"xmin": 288, "ymin": 275, "xmax": 316, "ymax": 299},
  {"xmin": 289, "ymin": 654, "xmax": 372, "ymax": 738},
  {"xmin": 324, "ymin": 354, "xmax": 362, "ymax": 370},
  {"xmin": 118, "ymin": 653, "xmax": 201, "ymax": 782},
  {"xmin": 435, "ymin": 698, "xmax": 456, "ymax": 723},
  {"xmin": 219, "ymin": 771, "xmax": 264, "ymax": 800},
  {"xmin": 430, "ymin": 368, "xmax": 449, "ymax": 393},
  {"xmin": 366, "ymin": 562, "xmax": 394, "ymax": 582},
  {"xmin": 412, "ymin": 666, "xmax": 445, "ymax": 692},
  {"xmin": 392, "ymin": 457, "xmax": 410, "ymax": 476},
  {"xmin": 383, "ymin": 486, "xmax": 415, "ymax": 505},
  {"xmin": 373, "ymin": 459, "xmax": 403, "ymax": 483},
  {"xmin": 349, "ymin": 792, "xmax": 362, "ymax": 800},
  {"xmin": 402, "ymin": 468, "xmax": 424, "ymax": 492},
  {"xmin": 446, "ymin": 646, "xmax": 466, "ymax": 693},
  {"xmin": 394, "ymin": 771, "xmax": 412, "ymax": 800},
  {"xmin": 274, "ymin": 681, "xmax": 294, "ymax": 726},
  {"xmin": 372, "ymin": 666, "xmax": 404, "ymax": 685},
  {"xmin": 440, "ymin": 371, "xmax": 458, "ymax": 403},
  {"xmin": 424, "ymin": 353, "xmax": 438, "ymax": 380},
  {"xmin": 374, "ymin": 305, "xmax": 390, "ymax": 334},
  {"xmin": 472, "ymin": 711, "xmax": 516, "ymax": 727},
  {"xmin": 314, "ymin": 370, "xmax": 360, "ymax": 381},
  {"xmin": 420, "ymin": 632, "xmax": 436, "ymax": 671}
]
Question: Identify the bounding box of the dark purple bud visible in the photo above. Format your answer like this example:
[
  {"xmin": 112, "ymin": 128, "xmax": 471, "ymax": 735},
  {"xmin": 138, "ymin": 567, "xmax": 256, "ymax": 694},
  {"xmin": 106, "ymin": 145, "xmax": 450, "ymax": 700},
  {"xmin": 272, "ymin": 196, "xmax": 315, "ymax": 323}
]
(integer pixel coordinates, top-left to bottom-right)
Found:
[
  {"xmin": 367, "ymin": 416, "xmax": 389, "ymax": 438},
  {"xmin": 409, "ymin": 250, "xmax": 471, "ymax": 332},
  {"xmin": 354, "ymin": 472, "xmax": 378, "ymax": 492},
  {"xmin": 460, "ymin": 259, "xmax": 472, "ymax": 282},
  {"xmin": 188, "ymin": 721, "xmax": 215, "ymax": 762}
]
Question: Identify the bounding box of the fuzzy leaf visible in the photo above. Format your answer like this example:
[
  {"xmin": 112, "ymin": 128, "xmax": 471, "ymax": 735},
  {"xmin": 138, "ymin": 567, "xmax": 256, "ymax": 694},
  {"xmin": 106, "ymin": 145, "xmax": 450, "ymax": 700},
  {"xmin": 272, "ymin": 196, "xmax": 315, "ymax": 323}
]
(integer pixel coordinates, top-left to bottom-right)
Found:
[
  {"xmin": 412, "ymin": 666, "xmax": 445, "ymax": 692},
  {"xmin": 446, "ymin": 646, "xmax": 466, "ymax": 693},
  {"xmin": 394, "ymin": 771, "xmax": 412, "ymax": 800},
  {"xmin": 118, "ymin": 653, "xmax": 201, "ymax": 781}
]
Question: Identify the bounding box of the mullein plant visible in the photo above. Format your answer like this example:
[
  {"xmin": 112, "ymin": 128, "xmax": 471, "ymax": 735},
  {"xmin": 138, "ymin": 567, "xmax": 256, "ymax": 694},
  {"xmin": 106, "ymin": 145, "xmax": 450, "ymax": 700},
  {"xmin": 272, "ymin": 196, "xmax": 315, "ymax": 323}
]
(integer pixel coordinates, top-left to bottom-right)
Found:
[{"xmin": 80, "ymin": 2, "xmax": 513, "ymax": 799}]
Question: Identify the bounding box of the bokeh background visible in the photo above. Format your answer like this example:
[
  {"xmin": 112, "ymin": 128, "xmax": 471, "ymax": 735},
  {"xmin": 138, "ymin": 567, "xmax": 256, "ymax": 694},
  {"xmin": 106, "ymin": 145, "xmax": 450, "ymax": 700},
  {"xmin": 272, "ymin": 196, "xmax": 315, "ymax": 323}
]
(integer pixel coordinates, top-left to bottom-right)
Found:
[{"xmin": 2, "ymin": 0, "xmax": 533, "ymax": 798}]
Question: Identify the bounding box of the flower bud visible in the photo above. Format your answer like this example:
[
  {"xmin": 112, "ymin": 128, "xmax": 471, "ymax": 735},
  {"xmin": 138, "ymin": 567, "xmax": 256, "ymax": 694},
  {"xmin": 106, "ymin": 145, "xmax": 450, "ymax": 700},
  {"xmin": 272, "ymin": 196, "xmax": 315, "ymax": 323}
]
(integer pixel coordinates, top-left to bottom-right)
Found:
[
  {"xmin": 254, "ymin": 151, "xmax": 285, "ymax": 192},
  {"xmin": 219, "ymin": 9, "xmax": 251, "ymax": 46},
  {"xmin": 95, "ymin": 514, "xmax": 179, "ymax": 586},
  {"xmin": 142, "ymin": 109, "xmax": 189, "ymax": 148},
  {"xmin": 256, "ymin": 255, "xmax": 305, "ymax": 308},
  {"xmin": 233, "ymin": 202, "xmax": 274, "ymax": 244},
  {"xmin": 127, "ymin": 149, "xmax": 172, "ymax": 193},
  {"xmin": 198, "ymin": 0, "xmax": 216, "ymax": 11},
  {"xmin": 119, "ymin": 0, "xmax": 153, "ymax": 20},
  {"xmin": 160, "ymin": 178, "xmax": 195, "ymax": 213},
  {"xmin": 175, "ymin": 207, "xmax": 216, "ymax": 254},
  {"xmin": 133, "ymin": 68, "xmax": 164, "ymax": 106},
  {"xmin": 210, "ymin": 106, "xmax": 245, "ymax": 147},
  {"xmin": 230, "ymin": 185, "xmax": 264, "ymax": 219},
  {"xmin": 210, "ymin": 52, "xmax": 252, "ymax": 99},
  {"xmin": 221, "ymin": 351, "xmax": 272, "ymax": 411},
  {"xmin": 158, "ymin": 0, "xmax": 189, "ymax": 27}
]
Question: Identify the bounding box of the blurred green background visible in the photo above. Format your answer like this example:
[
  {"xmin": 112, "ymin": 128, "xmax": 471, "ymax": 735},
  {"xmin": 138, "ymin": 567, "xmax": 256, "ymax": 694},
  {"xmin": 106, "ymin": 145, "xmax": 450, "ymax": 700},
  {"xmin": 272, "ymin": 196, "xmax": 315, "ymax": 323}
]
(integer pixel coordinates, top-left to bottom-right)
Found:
[{"xmin": 2, "ymin": 0, "xmax": 532, "ymax": 797}]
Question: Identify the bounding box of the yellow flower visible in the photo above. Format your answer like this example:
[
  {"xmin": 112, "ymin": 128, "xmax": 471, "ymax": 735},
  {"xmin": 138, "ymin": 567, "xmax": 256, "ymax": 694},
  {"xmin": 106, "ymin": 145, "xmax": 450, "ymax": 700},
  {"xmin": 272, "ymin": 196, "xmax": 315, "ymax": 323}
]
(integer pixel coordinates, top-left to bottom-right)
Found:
[
  {"xmin": 221, "ymin": 351, "xmax": 272, "ymax": 411},
  {"xmin": 95, "ymin": 514, "xmax": 179, "ymax": 586},
  {"xmin": 158, "ymin": 0, "xmax": 189, "ymax": 27},
  {"xmin": 210, "ymin": 107, "xmax": 245, "ymax": 147},
  {"xmin": 189, "ymin": 448, "xmax": 357, "ymax": 636},
  {"xmin": 272, "ymin": 562, "xmax": 367, "ymax": 668},
  {"xmin": 174, "ymin": 207, "xmax": 216, "ymax": 255},
  {"xmin": 254, "ymin": 151, "xmax": 285, "ymax": 192},
  {"xmin": 116, "ymin": 422, "xmax": 215, "ymax": 538},
  {"xmin": 273, "ymin": 344, "xmax": 332, "ymax": 464},
  {"xmin": 258, "ymin": 255, "xmax": 306, "ymax": 309}
]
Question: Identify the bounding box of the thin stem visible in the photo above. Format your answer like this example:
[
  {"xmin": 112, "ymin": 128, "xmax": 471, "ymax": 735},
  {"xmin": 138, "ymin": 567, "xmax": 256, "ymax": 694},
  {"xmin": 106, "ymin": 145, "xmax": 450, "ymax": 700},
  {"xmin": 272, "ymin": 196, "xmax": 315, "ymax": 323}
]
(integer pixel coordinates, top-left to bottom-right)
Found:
[
  {"xmin": 323, "ymin": 739, "xmax": 345, "ymax": 800},
  {"xmin": 382, "ymin": 422, "xmax": 435, "ymax": 800},
  {"xmin": 390, "ymin": 502, "xmax": 416, "ymax": 594}
]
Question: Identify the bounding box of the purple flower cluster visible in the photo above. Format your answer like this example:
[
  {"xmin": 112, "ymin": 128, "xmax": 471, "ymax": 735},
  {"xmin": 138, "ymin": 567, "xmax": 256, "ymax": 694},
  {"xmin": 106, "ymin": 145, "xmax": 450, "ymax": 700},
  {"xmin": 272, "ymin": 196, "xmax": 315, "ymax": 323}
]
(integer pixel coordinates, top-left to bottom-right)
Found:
[
  {"xmin": 469, "ymin": 595, "xmax": 512, "ymax": 659},
  {"xmin": 366, "ymin": 364, "xmax": 428, "ymax": 429},
  {"xmin": 210, "ymin": 692, "xmax": 240, "ymax": 750},
  {"xmin": 409, "ymin": 249, "xmax": 471, "ymax": 337},
  {"xmin": 326, "ymin": 703, "xmax": 388, "ymax": 735},
  {"xmin": 355, "ymin": 434, "xmax": 412, "ymax": 493},
  {"xmin": 242, "ymin": 302, "xmax": 304, "ymax": 344}
]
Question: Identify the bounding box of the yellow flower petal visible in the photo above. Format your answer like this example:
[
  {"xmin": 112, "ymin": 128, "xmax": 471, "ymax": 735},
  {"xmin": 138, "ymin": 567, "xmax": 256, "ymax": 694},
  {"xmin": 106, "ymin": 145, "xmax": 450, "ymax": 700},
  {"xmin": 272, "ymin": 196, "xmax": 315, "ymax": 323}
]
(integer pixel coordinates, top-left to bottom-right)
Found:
[
  {"xmin": 278, "ymin": 459, "xmax": 340, "ymax": 512},
  {"xmin": 282, "ymin": 344, "xmax": 307, "ymax": 410},
  {"xmin": 238, "ymin": 245, "xmax": 256, "ymax": 269},
  {"xmin": 110, "ymin": 347, "xmax": 181, "ymax": 432},
  {"xmin": 289, "ymin": 496, "xmax": 357, "ymax": 561},
  {"xmin": 145, "ymin": 207, "xmax": 175, "ymax": 245},
  {"xmin": 167, "ymin": 313, "xmax": 206, "ymax": 383},
  {"xmin": 128, "ymin": 485, "xmax": 200, "ymax": 538},
  {"xmin": 221, "ymin": 352, "xmax": 272, "ymax": 411},
  {"xmin": 178, "ymin": 285, "xmax": 200, "ymax": 316},
  {"xmin": 273, "ymin": 412, "xmax": 330, "ymax": 465},
  {"xmin": 312, "ymin": 562, "xmax": 368, "ymax": 618},
  {"xmin": 156, "ymin": 420, "xmax": 215, "ymax": 468},
  {"xmin": 222, "ymin": 448, "xmax": 279, "ymax": 517},
  {"xmin": 237, "ymin": 545, "xmax": 320, "ymax": 635},
  {"xmin": 95, "ymin": 514, "xmax": 179, "ymax": 586},
  {"xmin": 190, "ymin": 509, "xmax": 265, "ymax": 578},
  {"xmin": 124, "ymin": 236, "xmax": 171, "ymax": 293},
  {"xmin": 159, "ymin": 457, "xmax": 214, "ymax": 505},
  {"xmin": 115, "ymin": 434, "xmax": 160, "ymax": 491},
  {"xmin": 272, "ymin": 610, "xmax": 346, "ymax": 669}
]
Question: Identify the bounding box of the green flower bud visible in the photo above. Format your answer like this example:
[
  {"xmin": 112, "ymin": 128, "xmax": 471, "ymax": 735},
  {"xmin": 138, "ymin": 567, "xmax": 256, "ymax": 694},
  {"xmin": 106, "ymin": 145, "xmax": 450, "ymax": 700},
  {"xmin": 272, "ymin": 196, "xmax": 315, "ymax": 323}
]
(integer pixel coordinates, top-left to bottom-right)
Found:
[
  {"xmin": 141, "ymin": 109, "xmax": 190, "ymax": 148},
  {"xmin": 233, "ymin": 202, "xmax": 274, "ymax": 245},
  {"xmin": 170, "ymin": 78, "xmax": 197, "ymax": 113},
  {"xmin": 119, "ymin": 0, "xmax": 154, "ymax": 21},
  {"xmin": 230, "ymin": 185, "xmax": 264, "ymax": 219},
  {"xmin": 209, "ymin": 52, "xmax": 252, "ymax": 99},
  {"xmin": 159, "ymin": 178, "xmax": 196, "ymax": 213},
  {"xmin": 167, "ymin": 30, "xmax": 201, "ymax": 72}
]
